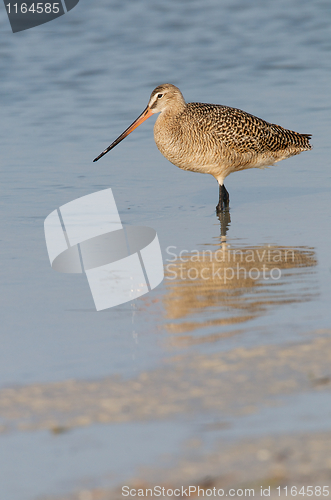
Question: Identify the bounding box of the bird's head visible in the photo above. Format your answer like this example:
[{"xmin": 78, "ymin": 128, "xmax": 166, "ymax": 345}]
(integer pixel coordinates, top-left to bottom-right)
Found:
[
  {"xmin": 93, "ymin": 84, "xmax": 186, "ymax": 162},
  {"xmin": 147, "ymin": 83, "xmax": 186, "ymax": 114}
]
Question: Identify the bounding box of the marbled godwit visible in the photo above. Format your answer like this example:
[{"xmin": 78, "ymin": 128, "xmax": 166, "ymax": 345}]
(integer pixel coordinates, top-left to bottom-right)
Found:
[{"xmin": 93, "ymin": 84, "xmax": 312, "ymax": 212}]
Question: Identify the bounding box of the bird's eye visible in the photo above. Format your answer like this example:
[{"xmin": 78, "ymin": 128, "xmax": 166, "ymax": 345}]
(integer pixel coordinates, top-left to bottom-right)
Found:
[{"xmin": 157, "ymin": 93, "xmax": 163, "ymax": 99}]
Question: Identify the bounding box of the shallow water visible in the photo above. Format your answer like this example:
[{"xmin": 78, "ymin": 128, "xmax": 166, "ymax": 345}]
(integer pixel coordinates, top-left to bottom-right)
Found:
[{"xmin": 0, "ymin": 0, "xmax": 331, "ymax": 498}]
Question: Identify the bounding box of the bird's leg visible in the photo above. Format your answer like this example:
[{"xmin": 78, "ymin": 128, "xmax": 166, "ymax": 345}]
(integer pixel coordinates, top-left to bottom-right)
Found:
[{"xmin": 216, "ymin": 184, "xmax": 230, "ymax": 213}]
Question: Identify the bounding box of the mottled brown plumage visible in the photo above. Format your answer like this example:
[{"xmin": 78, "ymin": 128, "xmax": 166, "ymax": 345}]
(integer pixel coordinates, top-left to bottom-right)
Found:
[{"xmin": 93, "ymin": 83, "xmax": 312, "ymax": 212}]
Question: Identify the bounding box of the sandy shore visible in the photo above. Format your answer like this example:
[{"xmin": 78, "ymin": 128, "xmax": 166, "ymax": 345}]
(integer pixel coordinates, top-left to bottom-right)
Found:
[{"xmin": 1, "ymin": 331, "xmax": 331, "ymax": 499}]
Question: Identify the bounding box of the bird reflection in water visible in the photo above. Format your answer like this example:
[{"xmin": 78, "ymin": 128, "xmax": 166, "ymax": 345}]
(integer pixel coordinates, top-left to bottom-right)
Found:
[
  {"xmin": 217, "ymin": 207, "xmax": 231, "ymax": 239},
  {"xmin": 163, "ymin": 209, "xmax": 317, "ymax": 346}
]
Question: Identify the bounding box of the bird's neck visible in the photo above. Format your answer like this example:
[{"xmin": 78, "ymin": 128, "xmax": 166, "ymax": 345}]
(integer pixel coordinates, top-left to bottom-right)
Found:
[{"xmin": 161, "ymin": 100, "xmax": 186, "ymax": 121}]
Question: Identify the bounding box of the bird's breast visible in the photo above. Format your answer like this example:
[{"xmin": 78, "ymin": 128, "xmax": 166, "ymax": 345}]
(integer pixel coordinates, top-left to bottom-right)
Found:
[
  {"xmin": 153, "ymin": 113, "xmax": 183, "ymax": 163},
  {"xmin": 153, "ymin": 111, "xmax": 219, "ymax": 172}
]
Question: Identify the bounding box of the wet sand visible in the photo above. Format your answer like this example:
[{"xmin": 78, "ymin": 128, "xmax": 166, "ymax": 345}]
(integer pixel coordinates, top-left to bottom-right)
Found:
[
  {"xmin": 1, "ymin": 330, "xmax": 330, "ymax": 434},
  {"xmin": 40, "ymin": 431, "xmax": 331, "ymax": 500},
  {"xmin": 1, "ymin": 330, "xmax": 331, "ymax": 499}
]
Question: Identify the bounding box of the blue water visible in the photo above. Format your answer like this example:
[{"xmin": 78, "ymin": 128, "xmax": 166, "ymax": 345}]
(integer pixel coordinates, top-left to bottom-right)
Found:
[{"xmin": 0, "ymin": 0, "xmax": 331, "ymax": 498}]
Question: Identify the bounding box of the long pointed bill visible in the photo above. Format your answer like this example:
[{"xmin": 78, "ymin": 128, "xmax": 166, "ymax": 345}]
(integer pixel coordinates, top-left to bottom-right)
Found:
[{"xmin": 93, "ymin": 106, "xmax": 153, "ymax": 162}]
